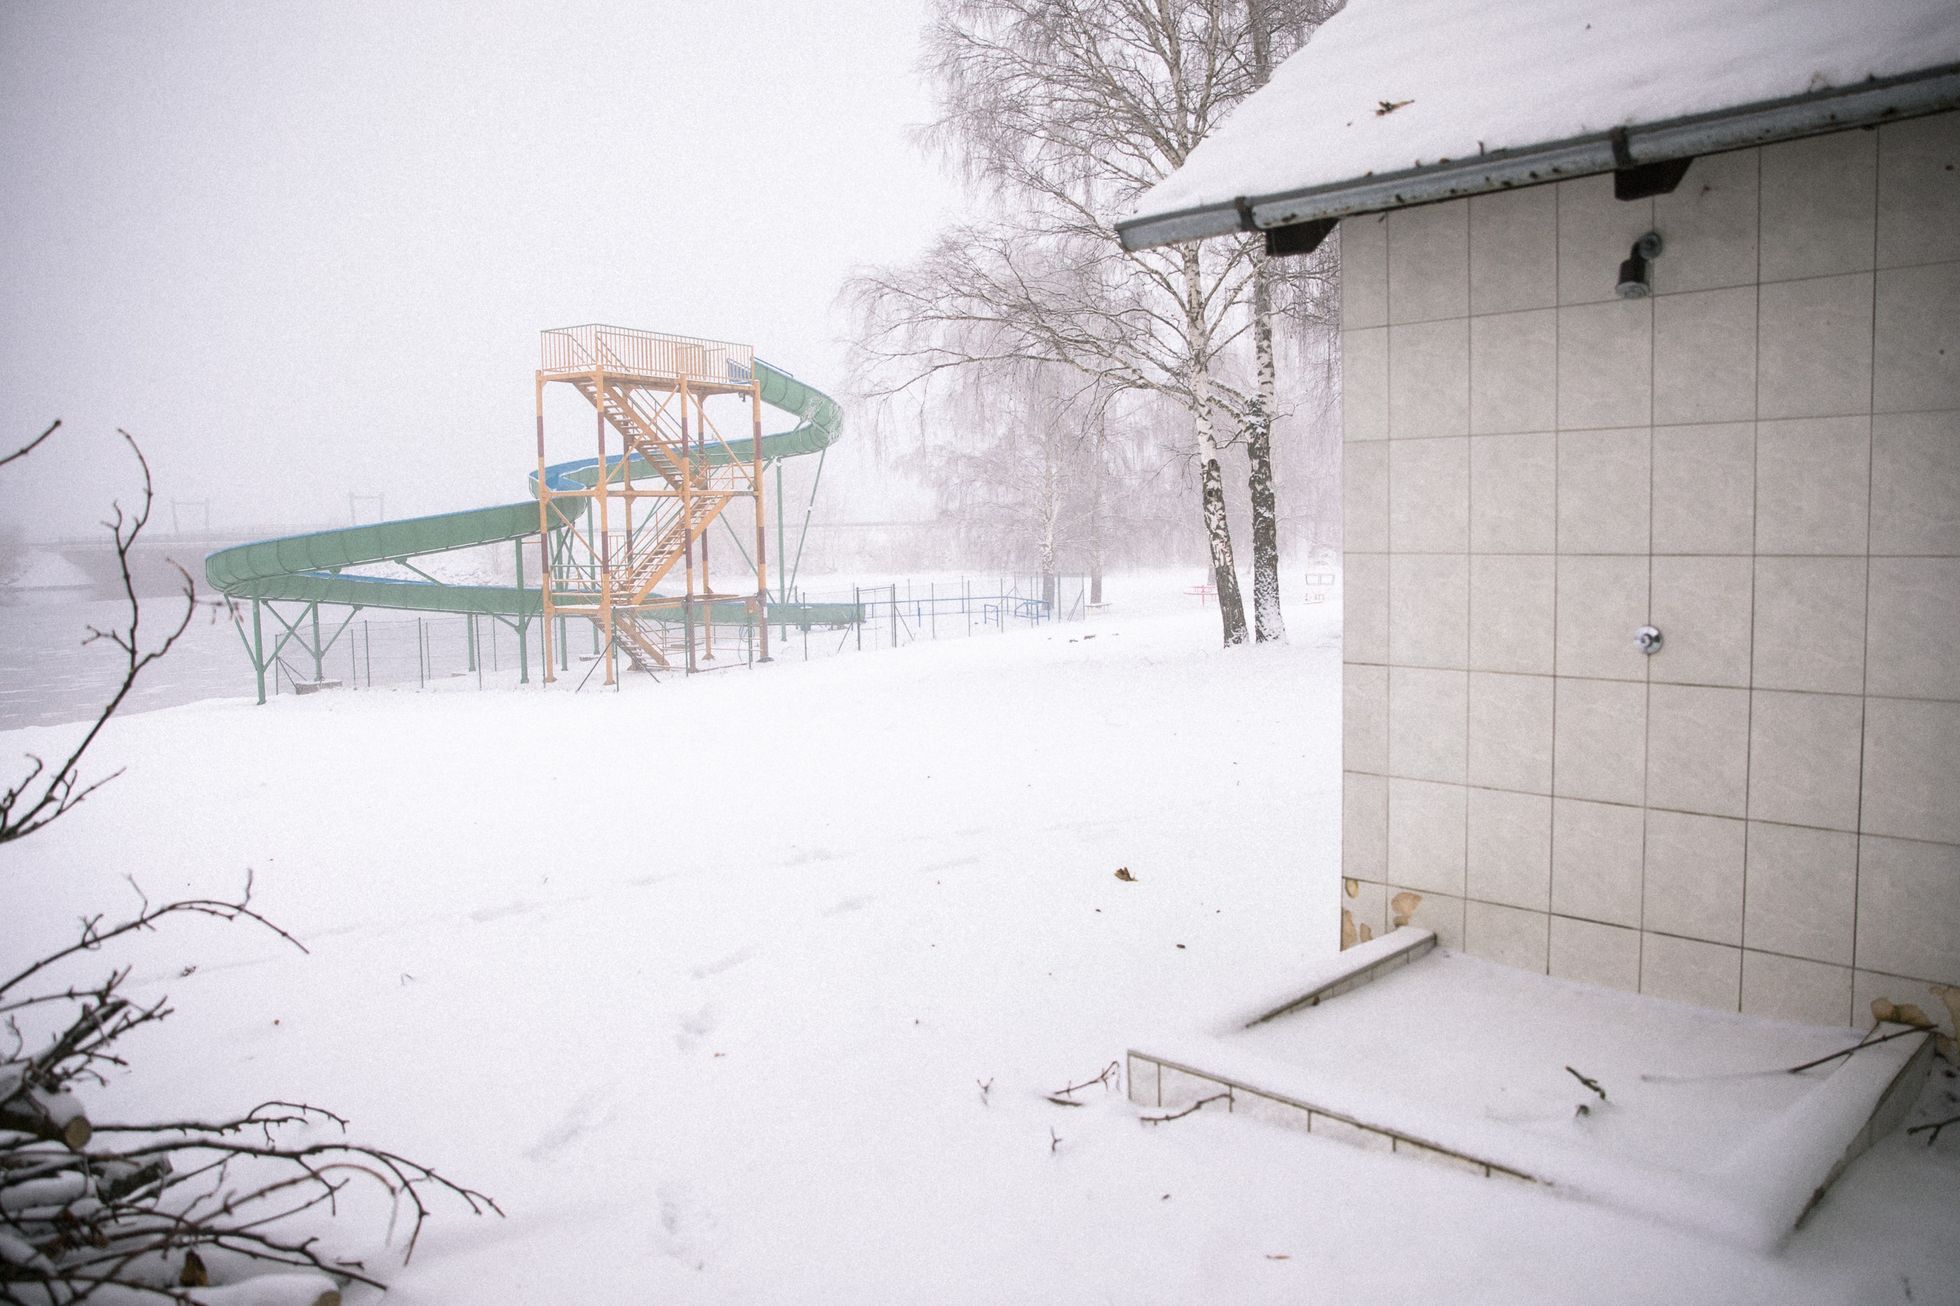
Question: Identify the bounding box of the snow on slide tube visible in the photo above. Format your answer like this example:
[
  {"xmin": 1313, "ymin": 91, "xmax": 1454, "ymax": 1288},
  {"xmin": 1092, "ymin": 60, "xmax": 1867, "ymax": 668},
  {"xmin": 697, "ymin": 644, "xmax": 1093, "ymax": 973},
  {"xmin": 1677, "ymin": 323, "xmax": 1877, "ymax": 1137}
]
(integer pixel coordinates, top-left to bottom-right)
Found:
[{"xmin": 203, "ymin": 357, "xmax": 841, "ymax": 616}]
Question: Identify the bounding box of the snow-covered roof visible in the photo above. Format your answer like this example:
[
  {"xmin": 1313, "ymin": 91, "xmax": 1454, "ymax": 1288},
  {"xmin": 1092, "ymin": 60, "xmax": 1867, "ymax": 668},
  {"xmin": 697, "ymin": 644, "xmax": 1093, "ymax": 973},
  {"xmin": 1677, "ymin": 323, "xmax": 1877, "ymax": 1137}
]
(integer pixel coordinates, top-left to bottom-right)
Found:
[{"xmin": 1119, "ymin": 0, "xmax": 1960, "ymax": 250}]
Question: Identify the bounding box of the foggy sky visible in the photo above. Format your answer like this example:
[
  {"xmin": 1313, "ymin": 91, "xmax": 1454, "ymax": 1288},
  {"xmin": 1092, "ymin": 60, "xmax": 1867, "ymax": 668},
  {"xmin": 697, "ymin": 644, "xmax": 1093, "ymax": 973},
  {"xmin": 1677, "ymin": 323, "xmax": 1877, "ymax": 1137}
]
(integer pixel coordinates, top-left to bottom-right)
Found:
[{"xmin": 1, "ymin": 1, "xmax": 960, "ymax": 540}]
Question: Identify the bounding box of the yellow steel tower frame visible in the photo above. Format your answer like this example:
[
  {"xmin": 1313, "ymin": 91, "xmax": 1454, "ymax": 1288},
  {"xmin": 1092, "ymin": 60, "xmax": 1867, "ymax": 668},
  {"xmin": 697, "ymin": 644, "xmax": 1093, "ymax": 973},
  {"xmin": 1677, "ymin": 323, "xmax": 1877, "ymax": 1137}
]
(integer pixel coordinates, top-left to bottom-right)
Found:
[{"xmin": 533, "ymin": 325, "xmax": 769, "ymax": 684}]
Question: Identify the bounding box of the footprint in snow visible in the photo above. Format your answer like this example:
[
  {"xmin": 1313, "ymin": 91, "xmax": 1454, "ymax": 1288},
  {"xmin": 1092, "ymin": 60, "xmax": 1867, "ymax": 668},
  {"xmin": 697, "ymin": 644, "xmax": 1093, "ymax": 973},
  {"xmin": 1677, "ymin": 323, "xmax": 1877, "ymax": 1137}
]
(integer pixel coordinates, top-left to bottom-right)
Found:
[
  {"xmin": 524, "ymin": 1088, "xmax": 605, "ymax": 1162},
  {"xmin": 674, "ymin": 1003, "xmax": 718, "ymax": 1052},
  {"xmin": 655, "ymin": 1181, "xmax": 714, "ymax": 1270},
  {"xmin": 690, "ymin": 949, "xmax": 752, "ymax": 980},
  {"xmin": 825, "ymin": 895, "xmax": 872, "ymax": 916},
  {"xmin": 468, "ymin": 901, "xmax": 534, "ymax": 924}
]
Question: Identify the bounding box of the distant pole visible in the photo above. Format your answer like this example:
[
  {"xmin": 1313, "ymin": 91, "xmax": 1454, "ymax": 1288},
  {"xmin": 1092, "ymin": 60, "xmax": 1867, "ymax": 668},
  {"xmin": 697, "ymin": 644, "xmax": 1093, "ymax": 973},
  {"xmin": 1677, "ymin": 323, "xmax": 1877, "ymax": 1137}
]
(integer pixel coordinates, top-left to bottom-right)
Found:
[
  {"xmin": 514, "ymin": 539, "xmax": 530, "ymax": 684},
  {"xmin": 308, "ymin": 603, "xmax": 323, "ymax": 682},
  {"xmin": 251, "ymin": 599, "xmax": 267, "ymax": 705}
]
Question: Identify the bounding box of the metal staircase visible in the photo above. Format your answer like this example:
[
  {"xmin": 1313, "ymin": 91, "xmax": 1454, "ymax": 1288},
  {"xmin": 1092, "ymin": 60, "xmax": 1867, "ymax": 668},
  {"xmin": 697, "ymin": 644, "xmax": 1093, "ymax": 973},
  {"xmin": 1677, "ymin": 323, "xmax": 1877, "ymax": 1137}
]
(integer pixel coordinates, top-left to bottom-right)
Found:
[{"xmin": 534, "ymin": 325, "xmax": 770, "ymax": 685}]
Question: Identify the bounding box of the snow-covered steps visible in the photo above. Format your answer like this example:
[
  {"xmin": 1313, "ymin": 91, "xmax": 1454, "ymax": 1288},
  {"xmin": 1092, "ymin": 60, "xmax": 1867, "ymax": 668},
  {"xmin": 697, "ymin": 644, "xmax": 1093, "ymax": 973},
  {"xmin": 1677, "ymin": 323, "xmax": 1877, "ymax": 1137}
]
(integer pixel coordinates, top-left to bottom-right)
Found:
[{"xmin": 1127, "ymin": 941, "xmax": 1936, "ymax": 1249}]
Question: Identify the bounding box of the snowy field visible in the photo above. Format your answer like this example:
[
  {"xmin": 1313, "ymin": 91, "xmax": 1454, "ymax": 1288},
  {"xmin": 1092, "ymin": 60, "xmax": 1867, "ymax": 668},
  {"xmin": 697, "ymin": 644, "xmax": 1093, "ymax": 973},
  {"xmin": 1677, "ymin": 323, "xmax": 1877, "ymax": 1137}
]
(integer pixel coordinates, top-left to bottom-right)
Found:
[{"xmin": 4, "ymin": 576, "xmax": 1957, "ymax": 1303}]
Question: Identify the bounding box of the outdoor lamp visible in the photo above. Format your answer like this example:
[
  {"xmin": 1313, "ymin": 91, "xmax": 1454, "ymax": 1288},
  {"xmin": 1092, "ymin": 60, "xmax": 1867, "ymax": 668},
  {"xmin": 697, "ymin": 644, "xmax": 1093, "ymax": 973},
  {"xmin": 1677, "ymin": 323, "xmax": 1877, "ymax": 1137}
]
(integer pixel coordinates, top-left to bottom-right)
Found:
[{"xmin": 1616, "ymin": 231, "xmax": 1664, "ymax": 299}]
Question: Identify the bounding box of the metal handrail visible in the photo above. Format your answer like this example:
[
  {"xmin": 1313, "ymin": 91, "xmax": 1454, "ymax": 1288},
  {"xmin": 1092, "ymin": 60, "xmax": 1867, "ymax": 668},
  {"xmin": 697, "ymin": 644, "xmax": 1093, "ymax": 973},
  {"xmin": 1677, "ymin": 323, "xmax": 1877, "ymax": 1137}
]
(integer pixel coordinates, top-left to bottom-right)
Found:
[{"xmin": 540, "ymin": 325, "xmax": 756, "ymax": 385}]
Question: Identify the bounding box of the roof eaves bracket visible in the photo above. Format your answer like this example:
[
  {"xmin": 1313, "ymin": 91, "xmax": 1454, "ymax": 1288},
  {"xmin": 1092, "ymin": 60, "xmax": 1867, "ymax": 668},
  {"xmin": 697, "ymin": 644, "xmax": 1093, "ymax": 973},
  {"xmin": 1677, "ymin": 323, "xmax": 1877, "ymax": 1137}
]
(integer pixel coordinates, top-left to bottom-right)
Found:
[
  {"xmin": 1610, "ymin": 127, "xmax": 1694, "ymax": 200},
  {"xmin": 1265, "ymin": 216, "xmax": 1339, "ymax": 258}
]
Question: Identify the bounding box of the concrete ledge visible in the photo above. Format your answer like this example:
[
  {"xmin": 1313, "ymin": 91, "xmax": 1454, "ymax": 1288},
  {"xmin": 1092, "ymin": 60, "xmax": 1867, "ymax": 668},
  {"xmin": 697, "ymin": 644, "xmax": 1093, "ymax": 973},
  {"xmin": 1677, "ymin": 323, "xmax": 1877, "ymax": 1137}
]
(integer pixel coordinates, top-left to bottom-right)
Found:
[
  {"xmin": 1127, "ymin": 967, "xmax": 1939, "ymax": 1246},
  {"xmin": 1125, "ymin": 1049, "xmax": 1537, "ymax": 1184},
  {"xmin": 1238, "ymin": 926, "xmax": 1435, "ymax": 1028},
  {"xmin": 1784, "ymin": 1023, "xmax": 1937, "ymax": 1230}
]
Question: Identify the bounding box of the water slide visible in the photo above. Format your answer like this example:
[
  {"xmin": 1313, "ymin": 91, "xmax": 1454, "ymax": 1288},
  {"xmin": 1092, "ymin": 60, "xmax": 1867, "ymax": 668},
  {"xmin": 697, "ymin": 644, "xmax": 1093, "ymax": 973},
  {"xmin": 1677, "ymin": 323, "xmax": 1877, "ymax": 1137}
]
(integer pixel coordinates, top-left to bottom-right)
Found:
[{"xmin": 203, "ymin": 358, "xmax": 844, "ymax": 624}]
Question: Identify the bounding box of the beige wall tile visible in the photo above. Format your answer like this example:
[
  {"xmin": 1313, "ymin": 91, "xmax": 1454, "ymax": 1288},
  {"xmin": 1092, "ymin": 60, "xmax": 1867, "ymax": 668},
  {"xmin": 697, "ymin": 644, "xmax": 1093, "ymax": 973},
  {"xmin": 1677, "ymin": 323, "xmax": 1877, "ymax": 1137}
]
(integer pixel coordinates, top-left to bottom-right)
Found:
[
  {"xmin": 1652, "ymin": 149, "xmax": 1760, "ymax": 293},
  {"xmin": 1558, "ymin": 301, "xmax": 1653, "ymax": 429},
  {"xmin": 1390, "ymin": 437, "xmax": 1470, "ymax": 552},
  {"xmin": 1470, "ymin": 310, "xmax": 1557, "ymax": 435},
  {"xmin": 1389, "ymin": 554, "xmax": 1469, "ymax": 669},
  {"xmin": 1554, "ymin": 677, "xmax": 1648, "ymax": 805},
  {"xmin": 1470, "ymin": 432, "xmax": 1557, "ymax": 553},
  {"xmin": 1876, "ymin": 111, "xmax": 1960, "ymax": 269},
  {"xmin": 1861, "ymin": 697, "xmax": 1960, "ymax": 845},
  {"xmin": 1159, "ymin": 1065, "xmax": 1225, "ymax": 1111},
  {"xmin": 1386, "ymin": 884, "xmax": 1465, "ymax": 949},
  {"xmin": 1556, "ymin": 556, "xmax": 1650, "ymax": 682},
  {"xmin": 1339, "ymin": 213, "xmax": 1390, "ymax": 329},
  {"xmin": 1652, "ymin": 423, "xmax": 1755, "ymax": 555},
  {"xmin": 1342, "ymin": 327, "xmax": 1389, "ymax": 440},
  {"xmin": 1557, "ymin": 175, "xmax": 1654, "ymax": 306},
  {"xmin": 1647, "ymin": 684, "xmax": 1750, "ymax": 818},
  {"xmin": 1551, "ymin": 797, "xmax": 1644, "ymax": 927},
  {"xmin": 1874, "ymin": 262, "xmax": 1960, "ymax": 414},
  {"xmin": 1344, "ymin": 553, "xmax": 1389, "ymax": 664},
  {"xmin": 1653, "ymin": 287, "xmax": 1757, "ymax": 426},
  {"xmin": 1641, "ymin": 934, "xmax": 1742, "ymax": 1012},
  {"xmin": 1758, "ymin": 274, "xmax": 1874, "ymax": 421},
  {"xmin": 1558, "ymin": 427, "xmax": 1651, "ymax": 554},
  {"xmin": 1465, "ymin": 900, "xmax": 1549, "ymax": 973},
  {"xmin": 1864, "ymin": 558, "xmax": 1960, "ymax": 702},
  {"xmin": 1854, "ymin": 835, "xmax": 1960, "ymax": 982},
  {"xmin": 1389, "ymin": 667, "xmax": 1468, "ymax": 783},
  {"xmin": 1343, "ymin": 771, "xmax": 1388, "ymax": 880},
  {"xmin": 1649, "ymin": 556, "xmax": 1753, "ymax": 688},
  {"xmin": 1310, "ymin": 1112, "xmax": 1396, "ymax": 1151},
  {"xmin": 1343, "ymin": 441, "xmax": 1390, "ymax": 553},
  {"xmin": 1549, "ymin": 914, "xmax": 1641, "ymax": 992},
  {"xmin": 1759, "ymin": 129, "xmax": 1878, "ymax": 282},
  {"xmin": 1755, "ymin": 416, "xmax": 1872, "ymax": 554},
  {"xmin": 1871, "ymin": 410, "xmax": 1960, "ymax": 556},
  {"xmin": 1468, "ymin": 787, "xmax": 1552, "ymax": 910},
  {"xmin": 1643, "ymin": 810, "xmax": 1745, "ymax": 945},
  {"xmin": 1231, "ymin": 1088, "xmax": 1314, "ymax": 1133},
  {"xmin": 1468, "ymin": 671, "xmax": 1553, "ymax": 794},
  {"xmin": 1745, "ymin": 821, "xmax": 1858, "ymax": 965},
  {"xmin": 1469, "ymin": 554, "xmax": 1554, "ymax": 675},
  {"xmin": 1752, "ymin": 557, "xmax": 1869, "ymax": 695},
  {"xmin": 1742, "ymin": 952, "xmax": 1854, "ymax": 1028},
  {"xmin": 1127, "ymin": 1055, "xmax": 1161, "ymax": 1107},
  {"xmin": 1342, "ymin": 876, "xmax": 1388, "ymax": 949},
  {"xmin": 1471, "ymin": 185, "xmax": 1558, "ymax": 314},
  {"xmin": 1388, "ymin": 200, "xmax": 1470, "ymax": 324},
  {"xmin": 1748, "ymin": 690, "xmax": 1864, "ymax": 832},
  {"xmin": 1388, "ymin": 778, "xmax": 1467, "ymax": 896},
  {"xmin": 1344, "ymin": 663, "xmax": 1389, "ymax": 775},
  {"xmin": 1339, "ymin": 123, "xmax": 1959, "ymax": 1000},
  {"xmin": 1389, "ymin": 318, "xmax": 1470, "ymax": 438}
]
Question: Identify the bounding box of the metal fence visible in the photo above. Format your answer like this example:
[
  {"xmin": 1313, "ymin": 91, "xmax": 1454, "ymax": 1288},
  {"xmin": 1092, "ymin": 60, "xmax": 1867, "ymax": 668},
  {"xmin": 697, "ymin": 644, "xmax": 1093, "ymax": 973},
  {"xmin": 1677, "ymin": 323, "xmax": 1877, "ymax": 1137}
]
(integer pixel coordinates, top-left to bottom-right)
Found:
[{"xmin": 247, "ymin": 573, "xmax": 1093, "ymax": 699}]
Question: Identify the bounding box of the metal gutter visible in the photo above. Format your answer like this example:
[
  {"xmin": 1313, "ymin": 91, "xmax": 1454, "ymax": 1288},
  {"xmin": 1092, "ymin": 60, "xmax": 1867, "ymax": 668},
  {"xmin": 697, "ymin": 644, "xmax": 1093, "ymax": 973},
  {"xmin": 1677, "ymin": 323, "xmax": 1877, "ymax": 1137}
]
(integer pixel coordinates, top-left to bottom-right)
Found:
[{"xmin": 1117, "ymin": 64, "xmax": 1960, "ymax": 251}]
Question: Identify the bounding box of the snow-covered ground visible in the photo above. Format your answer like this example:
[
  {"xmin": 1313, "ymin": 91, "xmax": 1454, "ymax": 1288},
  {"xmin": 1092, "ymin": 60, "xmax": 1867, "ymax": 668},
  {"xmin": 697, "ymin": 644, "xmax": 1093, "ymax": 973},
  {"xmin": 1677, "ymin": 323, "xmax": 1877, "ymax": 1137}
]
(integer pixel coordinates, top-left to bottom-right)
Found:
[{"xmin": 3, "ymin": 575, "xmax": 1956, "ymax": 1303}]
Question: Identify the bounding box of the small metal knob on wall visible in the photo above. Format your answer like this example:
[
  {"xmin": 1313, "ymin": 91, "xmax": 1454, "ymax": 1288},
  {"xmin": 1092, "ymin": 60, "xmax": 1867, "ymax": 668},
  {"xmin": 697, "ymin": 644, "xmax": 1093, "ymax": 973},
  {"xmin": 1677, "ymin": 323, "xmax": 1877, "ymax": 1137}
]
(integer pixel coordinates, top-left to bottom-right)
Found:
[{"xmin": 1636, "ymin": 625, "xmax": 1663, "ymax": 655}]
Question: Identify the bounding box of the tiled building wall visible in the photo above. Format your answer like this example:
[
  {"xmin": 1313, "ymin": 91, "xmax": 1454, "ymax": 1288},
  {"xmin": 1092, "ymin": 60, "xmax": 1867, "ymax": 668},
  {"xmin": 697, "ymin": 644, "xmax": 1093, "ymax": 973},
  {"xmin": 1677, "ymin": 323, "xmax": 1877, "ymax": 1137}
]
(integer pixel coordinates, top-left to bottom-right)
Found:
[{"xmin": 1337, "ymin": 111, "xmax": 1960, "ymax": 1032}]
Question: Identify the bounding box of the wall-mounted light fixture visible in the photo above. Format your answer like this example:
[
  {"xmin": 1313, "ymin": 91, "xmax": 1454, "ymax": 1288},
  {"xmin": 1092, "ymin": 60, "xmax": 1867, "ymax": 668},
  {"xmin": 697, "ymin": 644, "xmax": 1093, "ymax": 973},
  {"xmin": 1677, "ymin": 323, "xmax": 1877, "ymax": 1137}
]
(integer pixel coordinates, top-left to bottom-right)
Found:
[{"xmin": 1616, "ymin": 231, "xmax": 1665, "ymax": 299}]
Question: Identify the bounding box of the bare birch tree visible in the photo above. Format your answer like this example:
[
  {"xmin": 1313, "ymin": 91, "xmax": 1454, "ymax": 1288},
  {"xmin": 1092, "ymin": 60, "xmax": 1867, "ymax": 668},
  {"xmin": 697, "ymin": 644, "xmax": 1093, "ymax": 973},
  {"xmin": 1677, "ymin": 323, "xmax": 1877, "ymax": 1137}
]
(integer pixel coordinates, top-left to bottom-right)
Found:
[{"xmin": 852, "ymin": 0, "xmax": 1339, "ymax": 646}]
